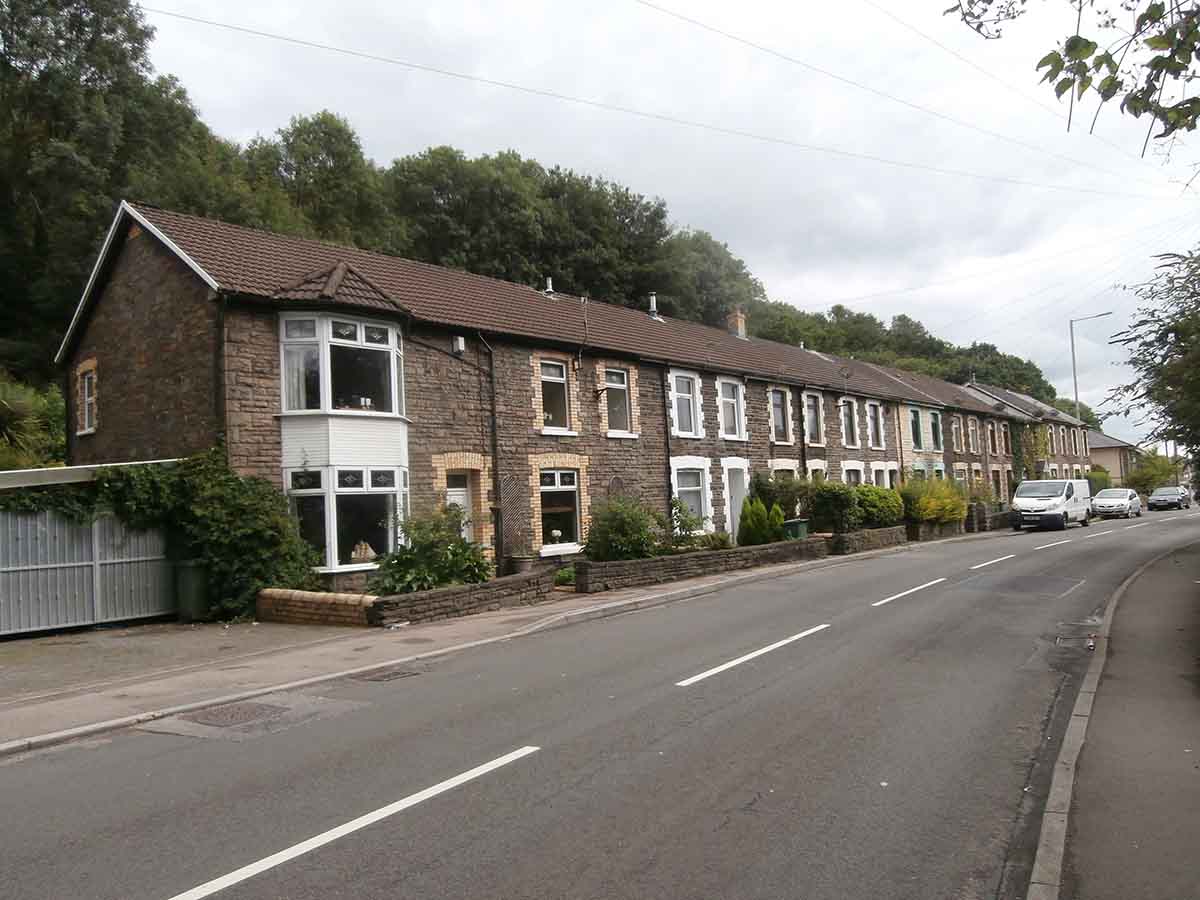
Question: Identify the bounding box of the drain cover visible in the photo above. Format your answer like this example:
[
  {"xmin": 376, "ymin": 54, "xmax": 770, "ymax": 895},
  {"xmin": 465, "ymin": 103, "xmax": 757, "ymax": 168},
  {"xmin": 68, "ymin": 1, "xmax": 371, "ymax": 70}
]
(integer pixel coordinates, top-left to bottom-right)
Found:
[
  {"xmin": 181, "ymin": 701, "xmax": 288, "ymax": 728},
  {"xmin": 351, "ymin": 666, "xmax": 421, "ymax": 683}
]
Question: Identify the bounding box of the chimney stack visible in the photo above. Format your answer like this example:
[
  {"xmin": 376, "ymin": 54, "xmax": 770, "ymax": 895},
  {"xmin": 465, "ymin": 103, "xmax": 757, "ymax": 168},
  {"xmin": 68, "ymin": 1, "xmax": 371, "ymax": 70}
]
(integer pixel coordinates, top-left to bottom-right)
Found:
[
  {"xmin": 544, "ymin": 277, "xmax": 554, "ymax": 293},
  {"xmin": 648, "ymin": 292, "xmax": 662, "ymax": 320},
  {"xmin": 727, "ymin": 306, "xmax": 747, "ymax": 340}
]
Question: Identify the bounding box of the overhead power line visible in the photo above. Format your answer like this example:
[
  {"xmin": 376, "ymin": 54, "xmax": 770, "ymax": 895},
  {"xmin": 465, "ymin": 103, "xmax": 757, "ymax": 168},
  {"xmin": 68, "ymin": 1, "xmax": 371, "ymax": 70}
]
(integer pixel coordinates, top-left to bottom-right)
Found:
[
  {"xmin": 141, "ymin": 6, "xmax": 1186, "ymax": 202},
  {"xmin": 633, "ymin": 0, "xmax": 1162, "ymax": 188}
]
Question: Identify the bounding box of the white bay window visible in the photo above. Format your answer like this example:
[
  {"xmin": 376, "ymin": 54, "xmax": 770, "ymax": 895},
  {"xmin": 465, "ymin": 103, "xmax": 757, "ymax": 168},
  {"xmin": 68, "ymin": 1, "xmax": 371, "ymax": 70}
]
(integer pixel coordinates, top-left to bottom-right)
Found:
[
  {"xmin": 280, "ymin": 314, "xmax": 405, "ymax": 416},
  {"xmin": 287, "ymin": 466, "xmax": 409, "ymax": 570}
]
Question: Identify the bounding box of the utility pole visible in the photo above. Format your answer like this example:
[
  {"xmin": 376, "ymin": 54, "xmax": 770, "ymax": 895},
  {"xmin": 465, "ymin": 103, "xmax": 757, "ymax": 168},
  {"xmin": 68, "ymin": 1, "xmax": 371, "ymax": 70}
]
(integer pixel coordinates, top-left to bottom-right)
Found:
[{"xmin": 1069, "ymin": 312, "xmax": 1112, "ymax": 422}]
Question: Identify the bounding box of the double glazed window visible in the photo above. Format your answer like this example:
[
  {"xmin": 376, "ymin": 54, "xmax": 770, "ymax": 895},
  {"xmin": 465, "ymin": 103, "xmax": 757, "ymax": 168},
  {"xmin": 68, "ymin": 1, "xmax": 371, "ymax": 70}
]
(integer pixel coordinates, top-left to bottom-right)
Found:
[
  {"xmin": 281, "ymin": 316, "xmax": 404, "ymax": 415},
  {"xmin": 1060, "ymin": 426, "xmax": 1068, "ymax": 455},
  {"xmin": 1002, "ymin": 423, "xmax": 1012, "ymax": 455},
  {"xmin": 288, "ymin": 466, "xmax": 409, "ymax": 569},
  {"xmin": 804, "ymin": 393, "xmax": 824, "ymax": 445},
  {"xmin": 770, "ymin": 388, "xmax": 791, "ymax": 443},
  {"xmin": 867, "ymin": 402, "xmax": 884, "ymax": 449},
  {"xmin": 671, "ymin": 372, "xmax": 703, "ymax": 437},
  {"xmin": 840, "ymin": 398, "xmax": 859, "ymax": 448},
  {"xmin": 540, "ymin": 361, "xmax": 570, "ymax": 430},
  {"xmin": 540, "ymin": 469, "xmax": 580, "ymax": 548},
  {"xmin": 719, "ymin": 380, "xmax": 746, "ymax": 440},
  {"xmin": 910, "ymin": 409, "xmax": 923, "ymax": 450},
  {"xmin": 605, "ymin": 368, "xmax": 632, "ymax": 433},
  {"xmin": 844, "ymin": 467, "xmax": 863, "ymax": 486},
  {"xmin": 952, "ymin": 416, "xmax": 963, "ymax": 452},
  {"xmin": 930, "ymin": 412, "xmax": 943, "ymax": 451},
  {"xmin": 79, "ymin": 370, "xmax": 97, "ymax": 433},
  {"xmin": 1070, "ymin": 429, "xmax": 1079, "ymax": 455},
  {"xmin": 675, "ymin": 469, "xmax": 706, "ymax": 519},
  {"xmin": 968, "ymin": 419, "xmax": 979, "ymax": 453},
  {"xmin": 988, "ymin": 422, "xmax": 998, "ymax": 455}
]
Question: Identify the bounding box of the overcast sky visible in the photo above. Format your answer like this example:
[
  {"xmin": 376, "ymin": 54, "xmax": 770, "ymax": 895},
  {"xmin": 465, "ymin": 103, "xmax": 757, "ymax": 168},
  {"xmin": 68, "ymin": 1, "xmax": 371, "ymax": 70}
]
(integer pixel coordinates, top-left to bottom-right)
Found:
[{"xmin": 143, "ymin": 0, "xmax": 1198, "ymax": 445}]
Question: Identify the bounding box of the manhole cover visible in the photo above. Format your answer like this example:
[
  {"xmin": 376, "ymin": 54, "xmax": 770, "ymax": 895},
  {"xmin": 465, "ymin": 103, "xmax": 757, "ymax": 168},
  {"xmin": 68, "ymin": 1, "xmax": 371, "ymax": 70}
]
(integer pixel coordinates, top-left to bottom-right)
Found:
[
  {"xmin": 351, "ymin": 666, "xmax": 421, "ymax": 683},
  {"xmin": 181, "ymin": 701, "xmax": 289, "ymax": 728}
]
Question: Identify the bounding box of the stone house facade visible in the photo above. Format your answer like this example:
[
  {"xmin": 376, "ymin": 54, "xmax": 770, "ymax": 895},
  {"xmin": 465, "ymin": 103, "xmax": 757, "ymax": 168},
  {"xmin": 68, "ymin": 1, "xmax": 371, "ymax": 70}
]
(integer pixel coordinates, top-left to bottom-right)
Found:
[{"xmin": 57, "ymin": 203, "xmax": 1087, "ymax": 585}]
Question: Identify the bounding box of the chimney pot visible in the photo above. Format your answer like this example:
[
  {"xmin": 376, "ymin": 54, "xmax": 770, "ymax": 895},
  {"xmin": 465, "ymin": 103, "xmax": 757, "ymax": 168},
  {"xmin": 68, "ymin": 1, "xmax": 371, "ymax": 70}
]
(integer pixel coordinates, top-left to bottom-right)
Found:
[
  {"xmin": 648, "ymin": 292, "xmax": 662, "ymax": 320},
  {"xmin": 545, "ymin": 277, "xmax": 553, "ymax": 293}
]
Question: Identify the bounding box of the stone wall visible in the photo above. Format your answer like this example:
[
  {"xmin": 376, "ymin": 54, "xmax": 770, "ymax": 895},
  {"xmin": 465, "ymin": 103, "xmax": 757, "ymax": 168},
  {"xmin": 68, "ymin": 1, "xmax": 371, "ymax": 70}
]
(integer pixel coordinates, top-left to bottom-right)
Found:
[
  {"xmin": 367, "ymin": 566, "xmax": 558, "ymax": 626},
  {"xmin": 828, "ymin": 525, "xmax": 908, "ymax": 555},
  {"xmin": 905, "ymin": 520, "xmax": 966, "ymax": 541},
  {"xmin": 256, "ymin": 588, "xmax": 376, "ymax": 626},
  {"xmin": 223, "ymin": 304, "xmax": 283, "ymax": 485},
  {"xmin": 575, "ymin": 536, "xmax": 830, "ymax": 593},
  {"xmin": 965, "ymin": 502, "xmax": 1012, "ymax": 533},
  {"xmin": 67, "ymin": 224, "xmax": 222, "ymax": 465},
  {"xmin": 803, "ymin": 391, "xmax": 901, "ymax": 486}
]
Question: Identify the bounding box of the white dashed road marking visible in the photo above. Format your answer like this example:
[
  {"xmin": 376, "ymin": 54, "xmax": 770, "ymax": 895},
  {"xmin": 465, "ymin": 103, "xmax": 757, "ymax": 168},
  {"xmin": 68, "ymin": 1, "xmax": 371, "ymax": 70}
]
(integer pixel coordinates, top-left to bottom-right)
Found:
[
  {"xmin": 1125, "ymin": 523, "xmax": 1148, "ymax": 529},
  {"xmin": 1081, "ymin": 530, "xmax": 1114, "ymax": 539},
  {"xmin": 676, "ymin": 623, "xmax": 831, "ymax": 687},
  {"xmin": 969, "ymin": 554, "xmax": 1016, "ymax": 571},
  {"xmin": 872, "ymin": 578, "xmax": 947, "ymax": 608},
  {"xmin": 1034, "ymin": 540, "xmax": 1072, "ymax": 550}
]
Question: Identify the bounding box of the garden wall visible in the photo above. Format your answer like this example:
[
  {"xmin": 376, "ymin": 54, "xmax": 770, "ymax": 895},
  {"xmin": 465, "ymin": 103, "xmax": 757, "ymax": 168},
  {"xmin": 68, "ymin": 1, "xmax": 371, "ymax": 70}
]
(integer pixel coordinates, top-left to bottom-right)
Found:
[
  {"xmin": 575, "ymin": 536, "xmax": 829, "ymax": 594},
  {"xmin": 367, "ymin": 566, "xmax": 558, "ymax": 626},
  {"xmin": 828, "ymin": 525, "xmax": 908, "ymax": 556},
  {"xmin": 906, "ymin": 520, "xmax": 966, "ymax": 541},
  {"xmin": 965, "ymin": 502, "xmax": 1011, "ymax": 533},
  {"xmin": 257, "ymin": 589, "xmax": 377, "ymax": 627}
]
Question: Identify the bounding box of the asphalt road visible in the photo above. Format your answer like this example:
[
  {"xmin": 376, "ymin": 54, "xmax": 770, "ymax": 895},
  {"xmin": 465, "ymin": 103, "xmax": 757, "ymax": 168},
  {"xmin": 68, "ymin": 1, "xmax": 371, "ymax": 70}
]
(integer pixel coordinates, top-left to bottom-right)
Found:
[{"xmin": 4, "ymin": 511, "xmax": 1200, "ymax": 900}]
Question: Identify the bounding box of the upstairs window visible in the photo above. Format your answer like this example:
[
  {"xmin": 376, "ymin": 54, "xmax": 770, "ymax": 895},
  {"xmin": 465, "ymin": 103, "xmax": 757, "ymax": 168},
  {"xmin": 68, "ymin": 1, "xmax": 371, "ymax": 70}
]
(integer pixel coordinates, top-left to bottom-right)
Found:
[
  {"xmin": 867, "ymin": 402, "xmax": 884, "ymax": 449},
  {"xmin": 769, "ymin": 388, "xmax": 792, "ymax": 443},
  {"xmin": 670, "ymin": 371, "xmax": 703, "ymax": 437},
  {"xmin": 1070, "ymin": 428, "xmax": 1079, "ymax": 455},
  {"xmin": 77, "ymin": 367, "xmax": 98, "ymax": 434},
  {"xmin": 281, "ymin": 315, "xmax": 403, "ymax": 416},
  {"xmin": 1002, "ymin": 423, "xmax": 1012, "ymax": 455},
  {"xmin": 540, "ymin": 360, "xmax": 570, "ymax": 430},
  {"xmin": 910, "ymin": 408, "xmax": 923, "ymax": 450},
  {"xmin": 968, "ymin": 418, "xmax": 979, "ymax": 454},
  {"xmin": 605, "ymin": 368, "xmax": 631, "ymax": 433},
  {"xmin": 1060, "ymin": 426, "xmax": 1068, "ymax": 455},
  {"xmin": 840, "ymin": 397, "xmax": 860, "ymax": 448},
  {"xmin": 804, "ymin": 392, "xmax": 824, "ymax": 446},
  {"xmin": 952, "ymin": 416, "xmax": 963, "ymax": 452},
  {"xmin": 718, "ymin": 379, "xmax": 746, "ymax": 440},
  {"xmin": 988, "ymin": 422, "xmax": 998, "ymax": 455},
  {"xmin": 930, "ymin": 412, "xmax": 943, "ymax": 451}
]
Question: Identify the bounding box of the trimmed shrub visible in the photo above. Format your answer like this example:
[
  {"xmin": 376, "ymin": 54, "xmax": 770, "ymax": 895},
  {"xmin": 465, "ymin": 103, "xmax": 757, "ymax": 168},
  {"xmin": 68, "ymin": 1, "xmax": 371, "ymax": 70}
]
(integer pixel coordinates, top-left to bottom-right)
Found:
[
  {"xmin": 369, "ymin": 504, "xmax": 491, "ymax": 594},
  {"xmin": 696, "ymin": 531, "xmax": 733, "ymax": 551},
  {"xmin": 767, "ymin": 502, "xmax": 786, "ymax": 540},
  {"xmin": 554, "ymin": 565, "xmax": 575, "ymax": 586},
  {"xmin": 661, "ymin": 497, "xmax": 705, "ymax": 555},
  {"xmin": 1086, "ymin": 465, "xmax": 1112, "ymax": 494},
  {"xmin": 854, "ymin": 484, "xmax": 903, "ymax": 529},
  {"xmin": 809, "ymin": 481, "xmax": 863, "ymax": 533},
  {"xmin": 583, "ymin": 496, "xmax": 660, "ymax": 561},
  {"xmin": 736, "ymin": 496, "xmax": 771, "ymax": 545},
  {"xmin": 749, "ymin": 471, "xmax": 810, "ymax": 519},
  {"xmin": 901, "ymin": 478, "xmax": 968, "ymax": 525}
]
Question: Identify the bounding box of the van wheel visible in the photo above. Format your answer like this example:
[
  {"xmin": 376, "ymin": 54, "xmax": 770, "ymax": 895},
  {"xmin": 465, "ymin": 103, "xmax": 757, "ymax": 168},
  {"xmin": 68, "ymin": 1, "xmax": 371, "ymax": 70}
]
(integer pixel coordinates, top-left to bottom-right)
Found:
[
  {"xmin": 1081, "ymin": 514, "xmax": 1090, "ymax": 527},
  {"xmin": 1060, "ymin": 513, "xmax": 1069, "ymax": 531}
]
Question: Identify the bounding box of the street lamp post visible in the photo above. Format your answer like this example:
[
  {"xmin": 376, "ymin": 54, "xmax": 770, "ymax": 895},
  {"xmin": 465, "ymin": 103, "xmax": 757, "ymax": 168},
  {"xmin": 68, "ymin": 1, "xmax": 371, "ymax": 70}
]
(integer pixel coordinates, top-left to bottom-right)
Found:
[{"xmin": 1069, "ymin": 311, "xmax": 1113, "ymax": 423}]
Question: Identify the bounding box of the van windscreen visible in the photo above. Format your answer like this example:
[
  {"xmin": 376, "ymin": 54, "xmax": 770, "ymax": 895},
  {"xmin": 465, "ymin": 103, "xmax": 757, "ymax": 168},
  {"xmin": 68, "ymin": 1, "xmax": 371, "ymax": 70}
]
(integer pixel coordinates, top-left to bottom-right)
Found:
[{"xmin": 1014, "ymin": 481, "xmax": 1067, "ymax": 498}]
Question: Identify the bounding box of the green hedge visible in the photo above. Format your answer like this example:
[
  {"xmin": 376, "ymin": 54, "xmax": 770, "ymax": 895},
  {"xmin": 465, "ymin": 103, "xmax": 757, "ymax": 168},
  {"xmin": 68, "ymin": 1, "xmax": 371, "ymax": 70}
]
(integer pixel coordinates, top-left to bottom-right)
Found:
[
  {"xmin": 854, "ymin": 485, "xmax": 904, "ymax": 529},
  {"xmin": 900, "ymin": 478, "xmax": 968, "ymax": 525},
  {"xmin": 810, "ymin": 481, "xmax": 863, "ymax": 533}
]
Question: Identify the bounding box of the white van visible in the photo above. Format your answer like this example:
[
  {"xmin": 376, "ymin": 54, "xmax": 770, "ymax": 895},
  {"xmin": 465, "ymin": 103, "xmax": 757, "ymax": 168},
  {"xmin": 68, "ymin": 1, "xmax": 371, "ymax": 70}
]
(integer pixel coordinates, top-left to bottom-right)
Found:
[{"xmin": 1009, "ymin": 479, "xmax": 1092, "ymax": 531}]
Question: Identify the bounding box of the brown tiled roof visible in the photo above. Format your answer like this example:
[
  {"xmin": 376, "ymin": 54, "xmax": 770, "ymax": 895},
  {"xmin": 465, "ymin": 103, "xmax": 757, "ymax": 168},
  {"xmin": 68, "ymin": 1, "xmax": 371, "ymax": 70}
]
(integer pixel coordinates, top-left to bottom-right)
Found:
[
  {"xmin": 1086, "ymin": 429, "xmax": 1137, "ymax": 449},
  {"xmin": 971, "ymin": 382, "xmax": 1083, "ymax": 426},
  {"xmin": 864, "ymin": 364, "xmax": 1029, "ymax": 418},
  {"xmin": 273, "ymin": 261, "xmax": 398, "ymax": 311}
]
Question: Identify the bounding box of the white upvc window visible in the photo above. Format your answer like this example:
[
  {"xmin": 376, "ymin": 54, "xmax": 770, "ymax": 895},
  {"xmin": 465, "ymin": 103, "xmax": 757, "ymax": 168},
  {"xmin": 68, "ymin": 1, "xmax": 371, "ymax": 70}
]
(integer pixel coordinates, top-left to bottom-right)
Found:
[
  {"xmin": 953, "ymin": 464, "xmax": 968, "ymax": 483},
  {"xmin": 952, "ymin": 415, "xmax": 963, "ymax": 453},
  {"xmin": 1070, "ymin": 428, "xmax": 1079, "ymax": 456},
  {"xmin": 769, "ymin": 458, "xmax": 801, "ymax": 480},
  {"xmin": 1049, "ymin": 464, "xmax": 1059, "ymax": 478},
  {"xmin": 280, "ymin": 314, "xmax": 405, "ymax": 417},
  {"xmin": 968, "ymin": 418, "xmax": 979, "ymax": 454},
  {"xmin": 1083, "ymin": 431, "xmax": 1089, "ymax": 455},
  {"xmin": 930, "ymin": 411, "xmax": 943, "ymax": 452},
  {"xmin": 287, "ymin": 465, "xmax": 409, "ymax": 571},
  {"xmin": 1002, "ymin": 423, "xmax": 1012, "ymax": 455},
  {"xmin": 988, "ymin": 421, "xmax": 998, "ymax": 455},
  {"xmin": 1060, "ymin": 426, "xmax": 1068, "ymax": 455},
  {"xmin": 909, "ymin": 408, "xmax": 924, "ymax": 450},
  {"xmin": 717, "ymin": 378, "xmax": 747, "ymax": 441},
  {"xmin": 669, "ymin": 370, "xmax": 704, "ymax": 438},
  {"xmin": 841, "ymin": 459, "xmax": 865, "ymax": 485},
  {"xmin": 808, "ymin": 458, "xmax": 828, "ymax": 481},
  {"xmin": 79, "ymin": 370, "xmax": 97, "ymax": 434},
  {"xmin": 539, "ymin": 469, "xmax": 581, "ymax": 554},
  {"xmin": 604, "ymin": 367, "xmax": 633, "ymax": 436},
  {"xmin": 839, "ymin": 396, "xmax": 860, "ymax": 448},
  {"xmin": 539, "ymin": 359, "xmax": 571, "ymax": 433},
  {"xmin": 769, "ymin": 387, "xmax": 793, "ymax": 444},
  {"xmin": 866, "ymin": 401, "xmax": 885, "ymax": 450},
  {"xmin": 802, "ymin": 391, "xmax": 825, "ymax": 446},
  {"xmin": 670, "ymin": 455, "xmax": 713, "ymax": 532}
]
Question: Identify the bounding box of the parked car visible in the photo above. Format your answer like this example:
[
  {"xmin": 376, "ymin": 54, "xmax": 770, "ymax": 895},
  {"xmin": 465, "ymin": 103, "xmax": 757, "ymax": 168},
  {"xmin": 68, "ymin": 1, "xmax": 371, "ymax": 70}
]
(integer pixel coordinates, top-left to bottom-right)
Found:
[
  {"xmin": 1092, "ymin": 488, "xmax": 1142, "ymax": 519},
  {"xmin": 1010, "ymin": 479, "xmax": 1092, "ymax": 531},
  {"xmin": 1147, "ymin": 486, "xmax": 1192, "ymax": 510}
]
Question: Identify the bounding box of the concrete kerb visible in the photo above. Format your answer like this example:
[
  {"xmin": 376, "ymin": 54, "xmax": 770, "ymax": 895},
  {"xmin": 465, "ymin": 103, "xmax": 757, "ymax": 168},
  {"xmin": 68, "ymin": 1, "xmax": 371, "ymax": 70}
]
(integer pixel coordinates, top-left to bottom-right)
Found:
[
  {"xmin": 1024, "ymin": 537, "xmax": 1200, "ymax": 900},
  {"xmin": 0, "ymin": 527, "xmax": 1012, "ymax": 761}
]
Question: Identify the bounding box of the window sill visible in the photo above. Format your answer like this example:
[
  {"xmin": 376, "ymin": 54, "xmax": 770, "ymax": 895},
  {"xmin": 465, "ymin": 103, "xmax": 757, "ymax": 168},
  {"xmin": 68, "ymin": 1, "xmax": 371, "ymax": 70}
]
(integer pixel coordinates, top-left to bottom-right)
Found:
[
  {"xmin": 868, "ymin": 444, "xmax": 886, "ymax": 451},
  {"xmin": 75, "ymin": 428, "xmax": 96, "ymax": 437},
  {"xmin": 314, "ymin": 563, "xmax": 379, "ymax": 574},
  {"xmin": 539, "ymin": 542, "xmax": 582, "ymax": 557},
  {"xmin": 606, "ymin": 430, "xmax": 640, "ymax": 440},
  {"xmin": 771, "ymin": 439, "xmax": 794, "ymax": 447},
  {"xmin": 805, "ymin": 441, "xmax": 826, "ymax": 448},
  {"xmin": 279, "ymin": 410, "xmax": 409, "ymax": 421},
  {"xmin": 721, "ymin": 435, "xmax": 749, "ymax": 443},
  {"xmin": 671, "ymin": 431, "xmax": 705, "ymax": 440},
  {"xmin": 541, "ymin": 427, "xmax": 579, "ymax": 437}
]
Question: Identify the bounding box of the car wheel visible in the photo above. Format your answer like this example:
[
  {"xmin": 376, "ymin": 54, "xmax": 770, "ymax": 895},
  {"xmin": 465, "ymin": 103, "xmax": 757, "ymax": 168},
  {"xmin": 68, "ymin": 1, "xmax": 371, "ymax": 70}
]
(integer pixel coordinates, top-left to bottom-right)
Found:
[{"xmin": 1061, "ymin": 513, "xmax": 1069, "ymax": 531}]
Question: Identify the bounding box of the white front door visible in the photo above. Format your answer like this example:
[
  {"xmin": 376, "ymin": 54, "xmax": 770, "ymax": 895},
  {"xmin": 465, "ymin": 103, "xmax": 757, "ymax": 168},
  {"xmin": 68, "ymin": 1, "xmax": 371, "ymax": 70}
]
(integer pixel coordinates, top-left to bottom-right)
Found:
[
  {"xmin": 446, "ymin": 473, "xmax": 473, "ymax": 541},
  {"xmin": 727, "ymin": 467, "xmax": 749, "ymax": 543}
]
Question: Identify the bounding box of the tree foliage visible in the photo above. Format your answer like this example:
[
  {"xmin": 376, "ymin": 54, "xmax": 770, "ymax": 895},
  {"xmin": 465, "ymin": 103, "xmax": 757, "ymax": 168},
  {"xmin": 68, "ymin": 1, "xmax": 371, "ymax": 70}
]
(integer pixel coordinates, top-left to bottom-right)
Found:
[
  {"xmin": 1125, "ymin": 448, "xmax": 1183, "ymax": 494},
  {"xmin": 0, "ymin": 372, "xmax": 65, "ymax": 469},
  {"xmin": 1051, "ymin": 397, "xmax": 1102, "ymax": 429}
]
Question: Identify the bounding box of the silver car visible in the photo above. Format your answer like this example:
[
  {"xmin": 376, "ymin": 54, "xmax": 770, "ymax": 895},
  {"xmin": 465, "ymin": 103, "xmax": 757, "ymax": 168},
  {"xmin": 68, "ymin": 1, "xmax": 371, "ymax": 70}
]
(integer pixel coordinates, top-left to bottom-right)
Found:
[{"xmin": 1092, "ymin": 488, "xmax": 1142, "ymax": 519}]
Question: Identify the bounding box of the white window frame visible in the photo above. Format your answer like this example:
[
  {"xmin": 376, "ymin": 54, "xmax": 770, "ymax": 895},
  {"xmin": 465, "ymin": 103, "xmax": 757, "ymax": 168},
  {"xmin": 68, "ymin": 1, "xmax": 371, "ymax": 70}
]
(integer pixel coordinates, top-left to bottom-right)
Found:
[
  {"xmin": 279, "ymin": 313, "xmax": 405, "ymax": 419},
  {"xmin": 1070, "ymin": 428, "xmax": 1079, "ymax": 456},
  {"xmin": 839, "ymin": 396, "xmax": 861, "ymax": 449},
  {"xmin": 768, "ymin": 458, "xmax": 801, "ymax": 480},
  {"xmin": 78, "ymin": 370, "xmax": 97, "ymax": 435},
  {"xmin": 866, "ymin": 400, "xmax": 886, "ymax": 450},
  {"xmin": 909, "ymin": 407, "xmax": 924, "ymax": 451},
  {"xmin": 807, "ymin": 458, "xmax": 828, "ymax": 481},
  {"xmin": 803, "ymin": 391, "xmax": 825, "ymax": 447},
  {"xmin": 871, "ymin": 463, "xmax": 888, "ymax": 487},
  {"xmin": 988, "ymin": 421, "xmax": 998, "ymax": 456},
  {"xmin": 953, "ymin": 464, "xmax": 969, "ymax": 483},
  {"xmin": 930, "ymin": 411, "xmax": 943, "ymax": 452},
  {"xmin": 768, "ymin": 386, "xmax": 793, "ymax": 445},
  {"xmin": 968, "ymin": 418, "xmax": 980, "ymax": 454},
  {"xmin": 1001, "ymin": 423, "xmax": 1012, "ymax": 455},
  {"xmin": 1060, "ymin": 426, "xmax": 1068, "ymax": 456},
  {"xmin": 670, "ymin": 455, "xmax": 714, "ymax": 532},
  {"xmin": 286, "ymin": 465, "xmax": 408, "ymax": 571},
  {"xmin": 1049, "ymin": 464, "xmax": 1059, "ymax": 478},
  {"xmin": 539, "ymin": 359, "xmax": 575, "ymax": 436},
  {"xmin": 716, "ymin": 377, "xmax": 748, "ymax": 441},
  {"xmin": 668, "ymin": 369, "xmax": 704, "ymax": 439},
  {"xmin": 538, "ymin": 468, "xmax": 583, "ymax": 556},
  {"xmin": 603, "ymin": 366, "xmax": 636, "ymax": 438},
  {"xmin": 841, "ymin": 459, "xmax": 866, "ymax": 485},
  {"xmin": 721, "ymin": 456, "xmax": 751, "ymax": 539},
  {"xmin": 951, "ymin": 415, "xmax": 963, "ymax": 453}
]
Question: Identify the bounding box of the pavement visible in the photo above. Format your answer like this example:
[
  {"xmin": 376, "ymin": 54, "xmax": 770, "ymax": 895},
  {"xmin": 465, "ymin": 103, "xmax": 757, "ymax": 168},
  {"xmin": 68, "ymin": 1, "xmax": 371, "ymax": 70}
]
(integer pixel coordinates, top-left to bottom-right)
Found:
[
  {"xmin": 1063, "ymin": 538, "xmax": 1200, "ymax": 900},
  {"xmin": 1, "ymin": 512, "xmax": 1198, "ymax": 900}
]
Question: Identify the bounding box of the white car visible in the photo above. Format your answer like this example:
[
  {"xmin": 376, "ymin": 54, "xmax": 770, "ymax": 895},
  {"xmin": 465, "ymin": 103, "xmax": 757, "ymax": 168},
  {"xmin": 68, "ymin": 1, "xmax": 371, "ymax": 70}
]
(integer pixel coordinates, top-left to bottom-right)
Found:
[{"xmin": 1092, "ymin": 488, "xmax": 1142, "ymax": 519}]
